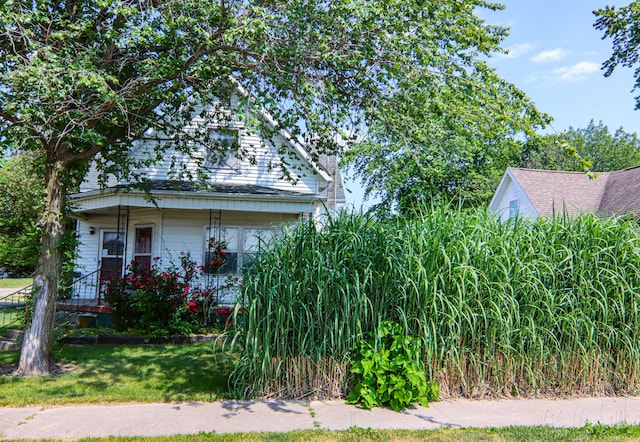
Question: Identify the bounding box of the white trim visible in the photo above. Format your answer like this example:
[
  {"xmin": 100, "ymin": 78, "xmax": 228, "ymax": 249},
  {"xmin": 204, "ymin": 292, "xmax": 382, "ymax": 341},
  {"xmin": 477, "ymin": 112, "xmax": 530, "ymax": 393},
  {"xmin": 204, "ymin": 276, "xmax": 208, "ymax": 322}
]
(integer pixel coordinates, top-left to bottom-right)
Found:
[
  {"xmin": 489, "ymin": 169, "xmax": 540, "ymax": 218},
  {"xmin": 70, "ymin": 189, "xmax": 320, "ymax": 214},
  {"xmin": 504, "ymin": 169, "xmax": 540, "ymax": 218},
  {"xmin": 133, "ymin": 224, "xmax": 155, "ymax": 267}
]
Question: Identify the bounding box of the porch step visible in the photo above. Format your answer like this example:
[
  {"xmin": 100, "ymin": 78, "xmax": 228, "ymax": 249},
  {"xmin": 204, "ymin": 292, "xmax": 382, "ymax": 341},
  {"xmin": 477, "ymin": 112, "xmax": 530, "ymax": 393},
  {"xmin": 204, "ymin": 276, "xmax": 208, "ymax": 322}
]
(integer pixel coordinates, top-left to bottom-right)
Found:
[
  {"xmin": 0, "ymin": 329, "xmax": 24, "ymax": 351},
  {"xmin": 5, "ymin": 329, "xmax": 24, "ymax": 341}
]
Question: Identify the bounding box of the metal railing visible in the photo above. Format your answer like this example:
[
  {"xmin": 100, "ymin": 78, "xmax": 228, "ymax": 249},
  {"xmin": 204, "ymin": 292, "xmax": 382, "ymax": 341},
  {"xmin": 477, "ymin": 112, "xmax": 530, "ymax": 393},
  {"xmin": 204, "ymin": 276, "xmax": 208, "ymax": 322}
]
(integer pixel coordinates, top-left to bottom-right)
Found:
[
  {"xmin": 1, "ymin": 270, "xmax": 104, "ymax": 331},
  {"xmin": 57, "ymin": 270, "xmax": 102, "ymax": 310},
  {"xmin": 0, "ymin": 285, "xmax": 31, "ymax": 330}
]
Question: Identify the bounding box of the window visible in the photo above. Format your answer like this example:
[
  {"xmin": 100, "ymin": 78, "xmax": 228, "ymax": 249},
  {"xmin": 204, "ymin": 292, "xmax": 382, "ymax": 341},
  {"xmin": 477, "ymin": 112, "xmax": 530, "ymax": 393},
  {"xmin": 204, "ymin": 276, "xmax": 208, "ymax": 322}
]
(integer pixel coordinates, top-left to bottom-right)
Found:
[
  {"xmin": 243, "ymin": 228, "xmax": 275, "ymax": 269},
  {"xmin": 204, "ymin": 227, "xmax": 274, "ymax": 273},
  {"xmin": 203, "ymin": 129, "xmax": 239, "ymax": 169},
  {"xmin": 509, "ymin": 199, "xmax": 519, "ymax": 219},
  {"xmin": 102, "ymin": 231, "xmax": 125, "ymax": 256},
  {"xmin": 134, "ymin": 227, "xmax": 153, "ymax": 273},
  {"xmin": 205, "ymin": 227, "xmax": 239, "ymax": 274}
]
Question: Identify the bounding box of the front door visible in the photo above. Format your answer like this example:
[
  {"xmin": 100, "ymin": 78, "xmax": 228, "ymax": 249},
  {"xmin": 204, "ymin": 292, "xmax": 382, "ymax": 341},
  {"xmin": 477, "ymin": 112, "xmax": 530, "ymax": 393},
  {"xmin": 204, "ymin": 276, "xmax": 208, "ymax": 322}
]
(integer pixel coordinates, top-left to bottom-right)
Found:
[{"xmin": 100, "ymin": 230, "xmax": 125, "ymax": 281}]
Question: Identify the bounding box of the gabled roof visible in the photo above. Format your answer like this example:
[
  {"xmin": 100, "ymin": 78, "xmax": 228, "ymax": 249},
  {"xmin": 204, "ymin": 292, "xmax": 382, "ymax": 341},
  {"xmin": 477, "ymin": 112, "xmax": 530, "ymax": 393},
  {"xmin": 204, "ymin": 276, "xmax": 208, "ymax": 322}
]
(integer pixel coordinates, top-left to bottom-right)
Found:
[
  {"xmin": 498, "ymin": 166, "xmax": 640, "ymax": 218},
  {"xmin": 597, "ymin": 167, "xmax": 640, "ymax": 217},
  {"xmin": 229, "ymin": 78, "xmax": 334, "ymax": 183}
]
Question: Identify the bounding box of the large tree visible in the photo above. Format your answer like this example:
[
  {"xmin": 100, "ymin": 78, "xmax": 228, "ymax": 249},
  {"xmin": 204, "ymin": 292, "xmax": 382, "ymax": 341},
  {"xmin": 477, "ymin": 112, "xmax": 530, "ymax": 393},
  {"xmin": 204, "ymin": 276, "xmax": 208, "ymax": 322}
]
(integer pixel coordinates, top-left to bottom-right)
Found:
[
  {"xmin": 1, "ymin": 0, "xmax": 546, "ymax": 375},
  {"xmin": 595, "ymin": 1, "xmax": 640, "ymax": 108},
  {"xmin": 522, "ymin": 120, "xmax": 640, "ymax": 172},
  {"xmin": 344, "ymin": 74, "xmax": 549, "ymax": 213}
]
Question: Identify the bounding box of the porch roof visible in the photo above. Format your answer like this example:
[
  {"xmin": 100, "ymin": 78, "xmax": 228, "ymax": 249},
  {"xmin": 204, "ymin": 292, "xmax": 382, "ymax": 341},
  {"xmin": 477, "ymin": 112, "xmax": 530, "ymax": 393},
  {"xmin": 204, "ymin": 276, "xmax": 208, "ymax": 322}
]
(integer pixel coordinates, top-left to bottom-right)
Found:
[{"xmin": 70, "ymin": 180, "xmax": 323, "ymax": 215}]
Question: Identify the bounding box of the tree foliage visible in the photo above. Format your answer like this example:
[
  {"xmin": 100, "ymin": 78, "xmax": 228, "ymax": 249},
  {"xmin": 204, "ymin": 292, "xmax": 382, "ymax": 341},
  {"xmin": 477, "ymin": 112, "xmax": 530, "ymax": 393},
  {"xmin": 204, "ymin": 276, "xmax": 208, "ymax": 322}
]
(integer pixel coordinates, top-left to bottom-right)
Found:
[
  {"xmin": 521, "ymin": 120, "xmax": 640, "ymax": 172},
  {"xmin": 1, "ymin": 0, "xmax": 547, "ymax": 374},
  {"xmin": 0, "ymin": 153, "xmax": 44, "ymax": 274},
  {"xmin": 595, "ymin": 1, "xmax": 640, "ymax": 109},
  {"xmin": 343, "ymin": 32, "xmax": 550, "ymax": 213}
]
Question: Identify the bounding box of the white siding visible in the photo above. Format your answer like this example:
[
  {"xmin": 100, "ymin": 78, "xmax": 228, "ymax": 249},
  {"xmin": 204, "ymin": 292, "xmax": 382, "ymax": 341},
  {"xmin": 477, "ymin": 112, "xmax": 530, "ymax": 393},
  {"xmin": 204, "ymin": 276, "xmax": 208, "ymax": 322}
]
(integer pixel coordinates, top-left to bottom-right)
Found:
[
  {"xmin": 79, "ymin": 158, "xmax": 120, "ymax": 192},
  {"xmin": 490, "ymin": 175, "xmax": 538, "ymax": 221},
  {"xmin": 75, "ymin": 208, "xmax": 297, "ymax": 276},
  {"xmin": 80, "ymin": 116, "xmax": 323, "ymax": 195},
  {"xmin": 74, "ymin": 215, "xmax": 130, "ymax": 277}
]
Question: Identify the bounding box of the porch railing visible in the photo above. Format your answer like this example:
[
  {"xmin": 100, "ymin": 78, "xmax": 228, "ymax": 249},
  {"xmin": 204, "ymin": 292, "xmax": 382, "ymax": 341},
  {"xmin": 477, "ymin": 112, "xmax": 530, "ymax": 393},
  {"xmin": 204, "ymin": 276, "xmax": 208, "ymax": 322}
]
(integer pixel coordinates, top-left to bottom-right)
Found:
[
  {"xmin": 57, "ymin": 269, "xmax": 103, "ymax": 309},
  {"xmin": 1, "ymin": 270, "xmax": 105, "ymax": 332},
  {"xmin": 0, "ymin": 284, "xmax": 31, "ymax": 331}
]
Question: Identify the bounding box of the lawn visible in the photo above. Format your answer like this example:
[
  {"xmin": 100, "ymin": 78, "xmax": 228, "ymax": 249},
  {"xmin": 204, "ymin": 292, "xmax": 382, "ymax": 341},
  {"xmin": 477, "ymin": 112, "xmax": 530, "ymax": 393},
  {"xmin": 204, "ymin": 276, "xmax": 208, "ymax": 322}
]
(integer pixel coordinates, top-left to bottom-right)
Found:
[
  {"xmin": 22, "ymin": 424, "xmax": 640, "ymax": 441},
  {"xmin": 0, "ymin": 306, "xmax": 24, "ymax": 337},
  {"xmin": 0, "ymin": 277, "xmax": 32, "ymax": 289},
  {"xmin": 0, "ymin": 342, "xmax": 236, "ymax": 406},
  {"xmin": 2, "ymin": 343, "xmax": 640, "ymax": 441}
]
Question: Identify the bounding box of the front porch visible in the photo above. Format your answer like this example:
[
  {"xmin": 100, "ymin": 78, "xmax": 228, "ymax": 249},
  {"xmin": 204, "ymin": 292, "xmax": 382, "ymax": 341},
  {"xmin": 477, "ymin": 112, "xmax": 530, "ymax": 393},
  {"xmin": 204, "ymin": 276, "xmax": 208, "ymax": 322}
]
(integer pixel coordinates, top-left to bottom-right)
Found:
[{"xmin": 69, "ymin": 185, "xmax": 311, "ymax": 304}]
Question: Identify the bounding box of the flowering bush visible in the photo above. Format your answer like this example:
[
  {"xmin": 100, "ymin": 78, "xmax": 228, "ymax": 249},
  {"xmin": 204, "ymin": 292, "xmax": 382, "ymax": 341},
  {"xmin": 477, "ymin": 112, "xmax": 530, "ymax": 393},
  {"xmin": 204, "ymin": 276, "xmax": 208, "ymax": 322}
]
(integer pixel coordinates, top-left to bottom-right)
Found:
[
  {"xmin": 203, "ymin": 236, "xmax": 227, "ymax": 273},
  {"xmin": 103, "ymin": 252, "xmax": 240, "ymax": 336}
]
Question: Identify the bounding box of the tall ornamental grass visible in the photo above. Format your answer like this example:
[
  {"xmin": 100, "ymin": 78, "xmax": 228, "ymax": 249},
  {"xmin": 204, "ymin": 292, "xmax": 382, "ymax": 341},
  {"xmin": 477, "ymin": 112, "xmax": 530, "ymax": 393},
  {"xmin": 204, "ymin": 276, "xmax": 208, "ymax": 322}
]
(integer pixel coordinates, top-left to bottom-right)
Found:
[{"xmin": 229, "ymin": 206, "xmax": 640, "ymax": 399}]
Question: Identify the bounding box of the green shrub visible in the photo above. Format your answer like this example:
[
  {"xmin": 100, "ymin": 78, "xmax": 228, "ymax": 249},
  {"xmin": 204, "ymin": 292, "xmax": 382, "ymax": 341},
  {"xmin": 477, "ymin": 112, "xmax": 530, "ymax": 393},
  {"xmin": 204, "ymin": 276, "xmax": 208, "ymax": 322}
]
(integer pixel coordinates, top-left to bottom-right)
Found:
[{"xmin": 347, "ymin": 321, "xmax": 438, "ymax": 411}]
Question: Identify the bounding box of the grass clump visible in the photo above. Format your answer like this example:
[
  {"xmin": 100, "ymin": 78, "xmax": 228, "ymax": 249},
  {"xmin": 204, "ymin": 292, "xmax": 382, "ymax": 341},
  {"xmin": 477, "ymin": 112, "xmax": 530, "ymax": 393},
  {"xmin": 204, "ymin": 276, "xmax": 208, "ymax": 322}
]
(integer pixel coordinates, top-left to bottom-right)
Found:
[{"xmin": 230, "ymin": 204, "xmax": 640, "ymax": 400}]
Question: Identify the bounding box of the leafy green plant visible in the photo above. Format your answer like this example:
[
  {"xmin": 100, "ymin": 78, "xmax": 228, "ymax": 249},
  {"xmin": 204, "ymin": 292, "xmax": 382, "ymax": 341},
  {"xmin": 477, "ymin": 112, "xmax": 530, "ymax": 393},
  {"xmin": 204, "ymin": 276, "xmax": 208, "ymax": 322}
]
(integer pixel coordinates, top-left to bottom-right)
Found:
[{"xmin": 347, "ymin": 321, "xmax": 438, "ymax": 411}]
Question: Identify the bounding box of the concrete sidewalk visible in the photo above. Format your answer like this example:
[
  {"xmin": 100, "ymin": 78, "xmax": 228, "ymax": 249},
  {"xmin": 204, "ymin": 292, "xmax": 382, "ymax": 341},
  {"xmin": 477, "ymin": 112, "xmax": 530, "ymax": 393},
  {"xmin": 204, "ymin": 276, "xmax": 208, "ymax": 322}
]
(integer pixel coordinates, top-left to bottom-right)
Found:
[{"xmin": 1, "ymin": 397, "xmax": 640, "ymax": 440}]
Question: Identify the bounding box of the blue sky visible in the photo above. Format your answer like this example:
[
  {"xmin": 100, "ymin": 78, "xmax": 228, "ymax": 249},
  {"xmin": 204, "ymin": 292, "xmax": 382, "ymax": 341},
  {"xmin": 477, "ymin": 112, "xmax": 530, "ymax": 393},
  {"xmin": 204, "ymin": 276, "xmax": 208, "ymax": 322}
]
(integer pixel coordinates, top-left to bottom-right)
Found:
[
  {"xmin": 485, "ymin": 0, "xmax": 638, "ymax": 133},
  {"xmin": 343, "ymin": 0, "xmax": 639, "ymax": 210}
]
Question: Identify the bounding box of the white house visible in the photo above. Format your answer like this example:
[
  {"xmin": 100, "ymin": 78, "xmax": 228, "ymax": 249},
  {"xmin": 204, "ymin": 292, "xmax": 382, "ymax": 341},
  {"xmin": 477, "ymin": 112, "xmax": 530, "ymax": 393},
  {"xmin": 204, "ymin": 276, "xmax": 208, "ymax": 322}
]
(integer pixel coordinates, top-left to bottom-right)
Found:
[
  {"xmin": 489, "ymin": 166, "xmax": 640, "ymax": 221},
  {"xmin": 68, "ymin": 97, "xmax": 345, "ymax": 304}
]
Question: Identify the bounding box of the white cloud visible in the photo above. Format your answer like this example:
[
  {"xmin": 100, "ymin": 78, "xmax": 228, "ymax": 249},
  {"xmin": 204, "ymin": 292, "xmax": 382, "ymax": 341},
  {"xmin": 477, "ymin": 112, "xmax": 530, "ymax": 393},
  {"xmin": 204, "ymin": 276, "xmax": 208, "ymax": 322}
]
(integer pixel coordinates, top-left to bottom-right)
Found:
[
  {"xmin": 498, "ymin": 43, "xmax": 533, "ymax": 59},
  {"xmin": 531, "ymin": 48, "xmax": 569, "ymax": 63},
  {"xmin": 552, "ymin": 61, "xmax": 600, "ymax": 81}
]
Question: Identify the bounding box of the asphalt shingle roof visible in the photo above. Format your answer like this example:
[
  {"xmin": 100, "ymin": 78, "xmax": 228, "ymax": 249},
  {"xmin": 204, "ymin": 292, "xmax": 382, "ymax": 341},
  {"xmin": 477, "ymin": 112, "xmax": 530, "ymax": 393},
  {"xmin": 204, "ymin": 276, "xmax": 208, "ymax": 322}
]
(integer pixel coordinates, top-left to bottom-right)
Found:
[
  {"xmin": 508, "ymin": 166, "xmax": 640, "ymax": 218},
  {"xmin": 116, "ymin": 180, "xmax": 313, "ymax": 197}
]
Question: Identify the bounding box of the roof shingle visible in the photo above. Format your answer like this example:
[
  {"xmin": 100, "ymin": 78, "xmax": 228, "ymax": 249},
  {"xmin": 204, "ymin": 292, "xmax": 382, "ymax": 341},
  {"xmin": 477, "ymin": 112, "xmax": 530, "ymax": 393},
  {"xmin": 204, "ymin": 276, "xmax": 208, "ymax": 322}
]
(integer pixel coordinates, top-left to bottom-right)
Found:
[{"xmin": 507, "ymin": 166, "xmax": 640, "ymax": 218}]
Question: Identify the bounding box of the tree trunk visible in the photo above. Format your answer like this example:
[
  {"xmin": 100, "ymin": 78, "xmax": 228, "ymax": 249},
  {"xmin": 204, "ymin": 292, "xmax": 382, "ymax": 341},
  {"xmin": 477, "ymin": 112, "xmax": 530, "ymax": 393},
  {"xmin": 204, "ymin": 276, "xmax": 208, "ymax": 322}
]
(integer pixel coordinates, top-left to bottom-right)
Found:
[{"xmin": 16, "ymin": 161, "xmax": 68, "ymax": 376}]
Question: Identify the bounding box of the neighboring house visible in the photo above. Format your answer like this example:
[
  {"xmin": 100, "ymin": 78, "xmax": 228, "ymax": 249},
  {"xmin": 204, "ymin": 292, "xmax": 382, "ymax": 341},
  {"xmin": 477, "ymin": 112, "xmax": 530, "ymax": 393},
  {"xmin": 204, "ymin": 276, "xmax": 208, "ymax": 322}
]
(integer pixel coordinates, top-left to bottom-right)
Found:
[
  {"xmin": 69, "ymin": 98, "xmax": 345, "ymax": 303},
  {"xmin": 489, "ymin": 166, "xmax": 640, "ymax": 222}
]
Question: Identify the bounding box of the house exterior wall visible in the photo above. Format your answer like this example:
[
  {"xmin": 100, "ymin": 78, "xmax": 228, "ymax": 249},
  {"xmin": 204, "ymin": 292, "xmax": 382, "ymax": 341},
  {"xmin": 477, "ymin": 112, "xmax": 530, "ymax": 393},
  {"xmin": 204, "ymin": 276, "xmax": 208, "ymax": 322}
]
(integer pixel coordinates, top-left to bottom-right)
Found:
[
  {"xmin": 489, "ymin": 175, "xmax": 539, "ymax": 221},
  {"xmin": 76, "ymin": 209, "xmax": 296, "ymax": 276},
  {"xmin": 75, "ymin": 208, "xmax": 298, "ymax": 303},
  {"xmin": 80, "ymin": 127, "xmax": 321, "ymax": 196},
  {"xmin": 72, "ymin": 98, "xmax": 339, "ymax": 305}
]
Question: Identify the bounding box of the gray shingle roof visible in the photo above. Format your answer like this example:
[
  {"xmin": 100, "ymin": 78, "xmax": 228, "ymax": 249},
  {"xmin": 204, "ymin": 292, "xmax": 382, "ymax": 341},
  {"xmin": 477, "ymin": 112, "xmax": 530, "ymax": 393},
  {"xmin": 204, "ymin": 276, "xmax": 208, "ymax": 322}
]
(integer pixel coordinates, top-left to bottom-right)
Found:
[{"xmin": 117, "ymin": 180, "xmax": 313, "ymax": 197}]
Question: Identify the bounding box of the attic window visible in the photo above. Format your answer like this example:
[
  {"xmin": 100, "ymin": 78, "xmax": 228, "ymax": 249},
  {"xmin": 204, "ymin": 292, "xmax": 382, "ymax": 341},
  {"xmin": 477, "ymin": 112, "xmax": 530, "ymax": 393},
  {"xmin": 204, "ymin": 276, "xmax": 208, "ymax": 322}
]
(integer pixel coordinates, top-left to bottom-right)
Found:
[
  {"xmin": 509, "ymin": 199, "xmax": 519, "ymax": 219},
  {"xmin": 203, "ymin": 129, "xmax": 239, "ymax": 169}
]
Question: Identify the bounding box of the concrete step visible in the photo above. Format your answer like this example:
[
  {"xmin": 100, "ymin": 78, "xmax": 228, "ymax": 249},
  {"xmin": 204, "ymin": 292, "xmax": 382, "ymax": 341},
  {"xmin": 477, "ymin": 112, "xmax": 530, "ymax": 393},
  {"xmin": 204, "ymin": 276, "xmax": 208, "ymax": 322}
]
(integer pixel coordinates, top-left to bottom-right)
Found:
[
  {"xmin": 0, "ymin": 337, "xmax": 19, "ymax": 351},
  {"xmin": 5, "ymin": 329, "xmax": 24, "ymax": 341},
  {"xmin": 0, "ymin": 329, "xmax": 24, "ymax": 351}
]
